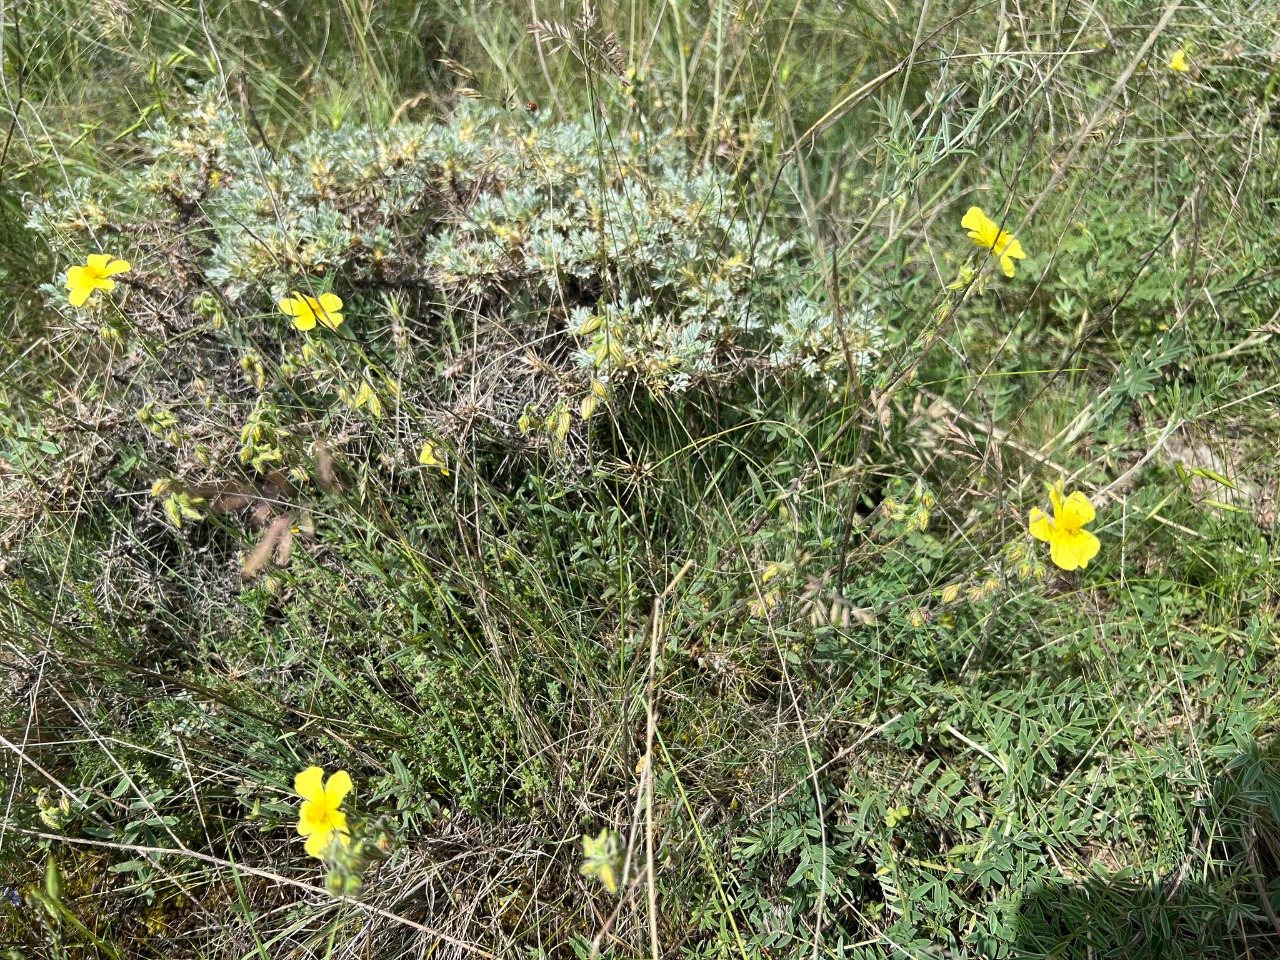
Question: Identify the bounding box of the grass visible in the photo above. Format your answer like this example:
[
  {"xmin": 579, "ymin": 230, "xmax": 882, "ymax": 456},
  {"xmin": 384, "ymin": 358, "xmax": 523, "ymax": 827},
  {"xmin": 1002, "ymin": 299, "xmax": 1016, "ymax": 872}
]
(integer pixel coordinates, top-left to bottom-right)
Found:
[{"xmin": 2, "ymin": 0, "xmax": 1280, "ymax": 958}]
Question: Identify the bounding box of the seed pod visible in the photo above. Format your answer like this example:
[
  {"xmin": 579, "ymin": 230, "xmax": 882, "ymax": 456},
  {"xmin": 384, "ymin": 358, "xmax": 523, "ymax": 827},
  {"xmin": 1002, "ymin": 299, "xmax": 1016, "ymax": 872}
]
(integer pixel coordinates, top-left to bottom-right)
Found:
[{"xmin": 555, "ymin": 408, "xmax": 572, "ymax": 441}]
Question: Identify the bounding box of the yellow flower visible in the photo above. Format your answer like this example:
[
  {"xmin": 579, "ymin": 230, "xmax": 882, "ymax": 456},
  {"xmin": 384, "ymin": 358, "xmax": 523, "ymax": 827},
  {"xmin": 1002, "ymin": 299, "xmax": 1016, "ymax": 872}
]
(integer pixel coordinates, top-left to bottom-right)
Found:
[
  {"xmin": 580, "ymin": 828, "xmax": 623, "ymax": 894},
  {"xmin": 961, "ymin": 206, "xmax": 1027, "ymax": 278},
  {"xmin": 418, "ymin": 441, "xmax": 449, "ymax": 475},
  {"xmin": 280, "ymin": 291, "xmax": 344, "ymax": 332},
  {"xmin": 295, "ymin": 766, "xmax": 352, "ymax": 859},
  {"xmin": 1169, "ymin": 49, "xmax": 1190, "ymax": 72},
  {"xmin": 1029, "ymin": 483, "xmax": 1100, "ymax": 571},
  {"xmin": 65, "ymin": 254, "xmax": 131, "ymax": 307}
]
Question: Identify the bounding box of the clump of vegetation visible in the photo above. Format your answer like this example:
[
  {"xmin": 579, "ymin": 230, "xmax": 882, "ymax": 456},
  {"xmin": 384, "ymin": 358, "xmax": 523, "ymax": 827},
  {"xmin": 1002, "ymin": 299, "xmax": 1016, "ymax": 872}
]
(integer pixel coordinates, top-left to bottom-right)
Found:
[{"xmin": 27, "ymin": 82, "xmax": 878, "ymax": 482}]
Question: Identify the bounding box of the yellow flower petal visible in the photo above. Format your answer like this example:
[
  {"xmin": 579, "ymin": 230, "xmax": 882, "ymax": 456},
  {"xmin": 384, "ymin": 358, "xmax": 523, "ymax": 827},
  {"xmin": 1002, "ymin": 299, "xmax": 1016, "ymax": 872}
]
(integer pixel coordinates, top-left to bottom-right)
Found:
[
  {"xmin": 1058, "ymin": 490, "xmax": 1096, "ymax": 531},
  {"xmin": 304, "ymin": 827, "xmax": 335, "ymax": 858},
  {"xmin": 318, "ymin": 292, "xmax": 343, "ymax": 314},
  {"xmin": 1028, "ymin": 508, "xmax": 1053, "ymax": 543},
  {"xmin": 101, "ymin": 258, "xmax": 131, "ymax": 277},
  {"xmin": 969, "ymin": 225, "xmax": 998, "ymax": 249},
  {"xmin": 1169, "ymin": 49, "xmax": 1189, "ymax": 72},
  {"xmin": 86, "ymin": 253, "xmax": 113, "ymax": 271},
  {"xmin": 1000, "ymin": 238, "xmax": 1027, "ymax": 277},
  {"xmin": 1048, "ymin": 483, "xmax": 1065, "ymax": 517},
  {"xmin": 324, "ymin": 769, "xmax": 352, "ymax": 807},
  {"xmin": 315, "ymin": 306, "xmax": 343, "ymax": 331},
  {"xmin": 1049, "ymin": 528, "xmax": 1100, "ymax": 571},
  {"xmin": 294, "ymin": 766, "xmax": 326, "ymax": 804},
  {"xmin": 961, "ymin": 206, "xmax": 989, "ymax": 235},
  {"xmin": 297, "ymin": 800, "xmax": 320, "ymax": 836},
  {"xmin": 67, "ymin": 282, "xmax": 94, "ymax": 307},
  {"xmin": 1076, "ymin": 529, "xmax": 1101, "ymax": 567},
  {"xmin": 279, "ymin": 297, "xmax": 301, "ymax": 316}
]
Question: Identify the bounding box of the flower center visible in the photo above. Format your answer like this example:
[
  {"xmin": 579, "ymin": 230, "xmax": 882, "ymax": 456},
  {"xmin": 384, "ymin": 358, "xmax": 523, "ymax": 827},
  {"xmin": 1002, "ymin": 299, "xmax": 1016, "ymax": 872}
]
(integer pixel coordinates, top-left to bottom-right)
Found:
[{"xmin": 304, "ymin": 804, "xmax": 335, "ymax": 831}]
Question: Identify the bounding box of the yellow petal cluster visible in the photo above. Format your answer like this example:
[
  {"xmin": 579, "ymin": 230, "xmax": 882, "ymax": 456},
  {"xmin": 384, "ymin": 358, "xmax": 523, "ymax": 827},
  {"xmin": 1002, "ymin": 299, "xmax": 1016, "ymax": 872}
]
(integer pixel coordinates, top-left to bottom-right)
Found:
[
  {"xmin": 961, "ymin": 207, "xmax": 1027, "ymax": 278},
  {"xmin": 295, "ymin": 766, "xmax": 352, "ymax": 859},
  {"xmin": 1028, "ymin": 483, "xmax": 1100, "ymax": 571},
  {"xmin": 280, "ymin": 291, "xmax": 344, "ymax": 332},
  {"xmin": 65, "ymin": 254, "xmax": 131, "ymax": 307},
  {"xmin": 418, "ymin": 441, "xmax": 449, "ymax": 475},
  {"xmin": 1169, "ymin": 49, "xmax": 1190, "ymax": 72}
]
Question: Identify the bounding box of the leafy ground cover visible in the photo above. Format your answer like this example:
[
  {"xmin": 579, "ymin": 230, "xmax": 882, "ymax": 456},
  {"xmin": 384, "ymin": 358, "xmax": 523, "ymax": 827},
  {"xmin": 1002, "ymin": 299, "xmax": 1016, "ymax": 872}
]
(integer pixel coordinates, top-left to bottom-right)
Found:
[{"xmin": 2, "ymin": 1, "xmax": 1279, "ymax": 958}]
